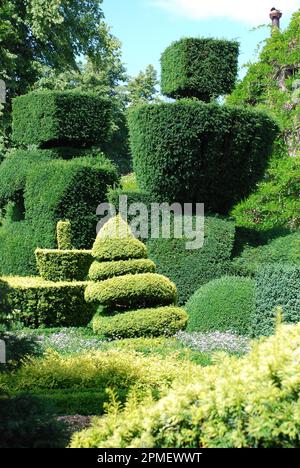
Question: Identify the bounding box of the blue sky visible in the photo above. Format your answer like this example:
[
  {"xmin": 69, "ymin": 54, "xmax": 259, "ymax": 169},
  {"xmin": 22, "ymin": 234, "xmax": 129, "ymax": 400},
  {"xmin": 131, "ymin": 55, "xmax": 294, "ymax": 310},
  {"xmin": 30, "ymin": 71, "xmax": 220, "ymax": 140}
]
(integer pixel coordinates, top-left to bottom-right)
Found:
[{"xmin": 103, "ymin": 0, "xmax": 295, "ymax": 79}]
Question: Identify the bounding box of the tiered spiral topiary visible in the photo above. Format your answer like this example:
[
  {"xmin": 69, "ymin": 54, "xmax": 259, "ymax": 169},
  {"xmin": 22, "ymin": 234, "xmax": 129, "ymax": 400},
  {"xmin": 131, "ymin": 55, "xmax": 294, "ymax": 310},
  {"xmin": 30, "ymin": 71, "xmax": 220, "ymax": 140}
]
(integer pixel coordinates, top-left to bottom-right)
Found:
[{"xmin": 85, "ymin": 216, "xmax": 188, "ymax": 339}]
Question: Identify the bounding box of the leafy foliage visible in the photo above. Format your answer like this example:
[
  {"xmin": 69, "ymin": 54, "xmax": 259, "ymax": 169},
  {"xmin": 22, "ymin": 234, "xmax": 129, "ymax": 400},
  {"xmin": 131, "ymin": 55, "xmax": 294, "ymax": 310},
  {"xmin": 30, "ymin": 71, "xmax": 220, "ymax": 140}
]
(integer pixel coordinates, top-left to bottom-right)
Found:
[
  {"xmin": 126, "ymin": 65, "xmax": 160, "ymax": 106},
  {"xmin": 12, "ymin": 91, "xmax": 111, "ymax": 147},
  {"xmin": 254, "ymin": 264, "xmax": 300, "ymax": 337},
  {"xmin": 92, "ymin": 306, "xmax": 188, "ymax": 339},
  {"xmin": 147, "ymin": 216, "xmax": 236, "ymax": 305},
  {"xmin": 228, "ymin": 10, "xmax": 300, "ymax": 155},
  {"xmin": 89, "ymin": 258, "xmax": 156, "ymax": 281},
  {"xmin": 0, "ymin": 277, "xmax": 94, "ymax": 328},
  {"xmin": 71, "ymin": 323, "xmax": 300, "ymax": 449},
  {"xmin": 161, "ymin": 38, "xmax": 239, "ymax": 101},
  {"xmin": 186, "ymin": 276, "xmax": 255, "ymax": 336},
  {"xmin": 232, "ymin": 230, "xmax": 300, "ymax": 277},
  {"xmin": 129, "ymin": 100, "xmax": 278, "ymax": 213},
  {"xmin": 85, "ymin": 273, "xmax": 177, "ymax": 310},
  {"xmin": 56, "ymin": 220, "xmax": 72, "ymax": 250},
  {"xmin": 2, "ymin": 348, "xmax": 199, "ymax": 416},
  {"xmin": 232, "ymin": 156, "xmax": 300, "ymax": 231},
  {"xmin": 0, "ymin": 150, "xmax": 118, "ymax": 276},
  {"xmin": 35, "ymin": 249, "xmax": 92, "ymax": 282}
]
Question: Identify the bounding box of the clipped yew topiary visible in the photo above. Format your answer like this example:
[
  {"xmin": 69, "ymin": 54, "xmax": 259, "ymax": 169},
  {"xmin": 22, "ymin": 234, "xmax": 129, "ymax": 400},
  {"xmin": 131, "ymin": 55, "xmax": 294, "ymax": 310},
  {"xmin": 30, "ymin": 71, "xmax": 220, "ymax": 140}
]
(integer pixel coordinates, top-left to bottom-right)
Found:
[
  {"xmin": 0, "ymin": 89, "xmax": 119, "ymax": 277},
  {"xmin": 0, "ymin": 222, "xmax": 95, "ymax": 328},
  {"xmin": 129, "ymin": 37, "xmax": 278, "ymax": 214},
  {"xmin": 86, "ymin": 216, "xmax": 188, "ymax": 338},
  {"xmin": 129, "ymin": 101, "xmax": 278, "ymax": 213},
  {"xmin": 161, "ymin": 38, "xmax": 239, "ymax": 101},
  {"xmin": 12, "ymin": 91, "xmax": 111, "ymax": 147}
]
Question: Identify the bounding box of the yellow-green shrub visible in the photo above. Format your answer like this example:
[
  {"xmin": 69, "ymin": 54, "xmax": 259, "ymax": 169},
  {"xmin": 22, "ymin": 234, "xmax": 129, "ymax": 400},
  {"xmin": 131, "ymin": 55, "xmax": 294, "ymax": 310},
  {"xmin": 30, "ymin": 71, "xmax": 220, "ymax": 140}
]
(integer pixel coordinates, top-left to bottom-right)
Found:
[
  {"xmin": 85, "ymin": 273, "xmax": 177, "ymax": 310},
  {"xmin": 71, "ymin": 323, "xmax": 300, "ymax": 449},
  {"xmin": 92, "ymin": 238, "xmax": 147, "ymax": 262},
  {"xmin": 2, "ymin": 349, "xmax": 199, "ymax": 415},
  {"xmin": 92, "ymin": 306, "xmax": 188, "ymax": 339},
  {"xmin": 89, "ymin": 258, "xmax": 156, "ymax": 281},
  {"xmin": 0, "ymin": 277, "xmax": 94, "ymax": 328},
  {"xmin": 35, "ymin": 249, "xmax": 92, "ymax": 282}
]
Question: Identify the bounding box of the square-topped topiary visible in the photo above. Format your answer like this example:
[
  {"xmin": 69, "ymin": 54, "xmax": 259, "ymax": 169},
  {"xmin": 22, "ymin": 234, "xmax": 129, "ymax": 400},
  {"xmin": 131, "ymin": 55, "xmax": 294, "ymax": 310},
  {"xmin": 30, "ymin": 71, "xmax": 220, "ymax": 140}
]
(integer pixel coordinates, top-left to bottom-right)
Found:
[
  {"xmin": 161, "ymin": 38, "xmax": 239, "ymax": 101},
  {"xmin": 12, "ymin": 91, "xmax": 112, "ymax": 147}
]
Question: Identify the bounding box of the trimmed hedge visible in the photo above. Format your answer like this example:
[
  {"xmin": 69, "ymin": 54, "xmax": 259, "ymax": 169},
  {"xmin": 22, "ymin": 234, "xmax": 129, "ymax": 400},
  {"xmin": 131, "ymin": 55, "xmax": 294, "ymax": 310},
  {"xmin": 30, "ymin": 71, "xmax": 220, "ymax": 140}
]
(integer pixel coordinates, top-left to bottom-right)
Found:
[
  {"xmin": 92, "ymin": 306, "xmax": 188, "ymax": 339},
  {"xmin": 0, "ymin": 277, "xmax": 94, "ymax": 328},
  {"xmin": 232, "ymin": 231, "xmax": 300, "ymax": 277},
  {"xmin": 35, "ymin": 249, "xmax": 92, "ymax": 282},
  {"xmin": 85, "ymin": 273, "xmax": 177, "ymax": 310},
  {"xmin": 161, "ymin": 38, "xmax": 239, "ymax": 101},
  {"xmin": 186, "ymin": 276, "xmax": 255, "ymax": 336},
  {"xmin": 147, "ymin": 216, "xmax": 236, "ymax": 305},
  {"xmin": 253, "ymin": 265, "xmax": 300, "ymax": 337},
  {"xmin": 0, "ymin": 151, "xmax": 118, "ymax": 276},
  {"xmin": 92, "ymin": 238, "xmax": 147, "ymax": 262},
  {"xmin": 12, "ymin": 91, "xmax": 111, "ymax": 147},
  {"xmin": 56, "ymin": 221, "xmax": 72, "ymax": 250},
  {"xmin": 71, "ymin": 323, "xmax": 300, "ymax": 448},
  {"xmin": 89, "ymin": 258, "xmax": 156, "ymax": 281},
  {"xmin": 129, "ymin": 100, "xmax": 278, "ymax": 213}
]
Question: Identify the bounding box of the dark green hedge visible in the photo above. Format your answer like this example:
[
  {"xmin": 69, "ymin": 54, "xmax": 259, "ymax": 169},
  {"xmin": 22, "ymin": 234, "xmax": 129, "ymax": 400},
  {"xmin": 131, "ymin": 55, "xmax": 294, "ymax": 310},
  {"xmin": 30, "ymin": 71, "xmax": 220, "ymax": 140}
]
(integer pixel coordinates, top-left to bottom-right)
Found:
[
  {"xmin": 161, "ymin": 38, "xmax": 239, "ymax": 101},
  {"xmin": 186, "ymin": 276, "xmax": 255, "ymax": 336},
  {"xmin": 147, "ymin": 216, "xmax": 236, "ymax": 305},
  {"xmin": 92, "ymin": 306, "xmax": 188, "ymax": 340},
  {"xmin": 12, "ymin": 91, "xmax": 112, "ymax": 147},
  {"xmin": 0, "ymin": 277, "xmax": 94, "ymax": 328},
  {"xmin": 253, "ymin": 265, "xmax": 300, "ymax": 337},
  {"xmin": 129, "ymin": 100, "xmax": 278, "ymax": 214},
  {"xmin": 0, "ymin": 151, "xmax": 118, "ymax": 276},
  {"xmin": 35, "ymin": 249, "xmax": 92, "ymax": 282},
  {"xmin": 231, "ymin": 230, "xmax": 300, "ymax": 277}
]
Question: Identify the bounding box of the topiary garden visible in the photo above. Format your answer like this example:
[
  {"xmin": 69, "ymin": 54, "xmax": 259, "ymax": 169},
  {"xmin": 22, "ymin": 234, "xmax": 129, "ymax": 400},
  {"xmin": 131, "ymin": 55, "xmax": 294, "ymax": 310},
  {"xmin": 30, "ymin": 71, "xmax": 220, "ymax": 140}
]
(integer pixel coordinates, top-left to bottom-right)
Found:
[{"xmin": 1, "ymin": 5, "xmax": 300, "ymax": 449}]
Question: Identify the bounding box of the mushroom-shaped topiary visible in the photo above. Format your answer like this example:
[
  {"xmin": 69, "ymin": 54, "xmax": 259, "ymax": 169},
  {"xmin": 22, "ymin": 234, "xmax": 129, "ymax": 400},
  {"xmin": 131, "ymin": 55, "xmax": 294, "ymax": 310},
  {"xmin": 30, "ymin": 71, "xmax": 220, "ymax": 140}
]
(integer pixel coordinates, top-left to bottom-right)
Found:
[{"xmin": 86, "ymin": 216, "xmax": 188, "ymax": 339}]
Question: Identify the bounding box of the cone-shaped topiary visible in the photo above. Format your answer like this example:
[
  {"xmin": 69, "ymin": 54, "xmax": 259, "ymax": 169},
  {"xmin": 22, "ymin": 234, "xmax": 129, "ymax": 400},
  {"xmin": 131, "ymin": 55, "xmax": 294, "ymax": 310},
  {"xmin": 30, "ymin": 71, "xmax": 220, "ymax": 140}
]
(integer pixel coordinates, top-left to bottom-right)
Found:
[{"xmin": 86, "ymin": 216, "xmax": 188, "ymax": 338}]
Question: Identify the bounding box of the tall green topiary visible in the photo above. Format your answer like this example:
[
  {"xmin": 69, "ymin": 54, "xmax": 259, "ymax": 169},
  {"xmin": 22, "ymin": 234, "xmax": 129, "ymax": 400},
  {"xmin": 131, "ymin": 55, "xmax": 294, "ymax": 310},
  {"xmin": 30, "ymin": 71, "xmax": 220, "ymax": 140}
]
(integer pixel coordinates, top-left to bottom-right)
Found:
[
  {"xmin": 161, "ymin": 38, "xmax": 239, "ymax": 101},
  {"xmin": 85, "ymin": 216, "xmax": 188, "ymax": 339},
  {"xmin": 129, "ymin": 38, "xmax": 278, "ymax": 214},
  {"xmin": 0, "ymin": 91, "xmax": 119, "ymax": 276}
]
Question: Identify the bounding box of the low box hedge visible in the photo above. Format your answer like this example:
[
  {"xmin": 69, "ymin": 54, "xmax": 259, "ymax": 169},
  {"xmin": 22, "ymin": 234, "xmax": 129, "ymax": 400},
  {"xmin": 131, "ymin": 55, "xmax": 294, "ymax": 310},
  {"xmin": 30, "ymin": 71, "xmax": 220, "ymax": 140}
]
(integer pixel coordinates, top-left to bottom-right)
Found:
[
  {"xmin": 0, "ymin": 277, "xmax": 94, "ymax": 328},
  {"xmin": 89, "ymin": 258, "xmax": 156, "ymax": 281},
  {"xmin": 92, "ymin": 306, "xmax": 188, "ymax": 339},
  {"xmin": 85, "ymin": 273, "xmax": 177, "ymax": 310},
  {"xmin": 35, "ymin": 249, "xmax": 92, "ymax": 282}
]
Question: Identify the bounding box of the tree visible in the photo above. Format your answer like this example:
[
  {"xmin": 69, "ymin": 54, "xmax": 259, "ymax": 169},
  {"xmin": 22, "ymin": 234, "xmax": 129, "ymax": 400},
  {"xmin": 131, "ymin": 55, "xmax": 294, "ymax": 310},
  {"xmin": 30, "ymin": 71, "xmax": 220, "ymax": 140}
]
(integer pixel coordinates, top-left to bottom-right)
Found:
[
  {"xmin": 0, "ymin": 1, "xmax": 129, "ymax": 167},
  {"xmin": 126, "ymin": 65, "xmax": 160, "ymax": 106},
  {"xmin": 228, "ymin": 9, "xmax": 300, "ymax": 156}
]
